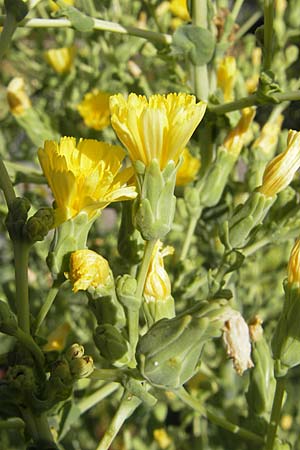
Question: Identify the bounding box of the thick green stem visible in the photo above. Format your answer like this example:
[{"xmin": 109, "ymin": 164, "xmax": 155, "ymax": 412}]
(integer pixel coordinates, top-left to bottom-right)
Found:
[
  {"xmin": 176, "ymin": 387, "xmax": 264, "ymax": 445},
  {"xmin": 34, "ymin": 281, "xmax": 64, "ymax": 334},
  {"xmin": 208, "ymin": 91, "xmax": 300, "ymax": 115},
  {"xmin": 0, "ymin": 16, "xmax": 172, "ymax": 45},
  {"xmin": 90, "ymin": 369, "xmax": 124, "ymax": 381},
  {"xmin": 14, "ymin": 241, "xmax": 30, "ymax": 334},
  {"xmin": 264, "ymin": 377, "xmax": 286, "ymax": 450},
  {"xmin": 263, "ymin": 0, "xmax": 274, "ymax": 71},
  {"xmin": 15, "ymin": 328, "xmax": 45, "ymax": 370},
  {"xmin": 34, "ymin": 413, "xmax": 56, "ymax": 445},
  {"xmin": 180, "ymin": 213, "xmax": 201, "ymax": 260},
  {"xmin": 0, "ymin": 157, "xmax": 16, "ymax": 208},
  {"xmin": 96, "ymin": 390, "xmax": 141, "ymax": 450},
  {"xmin": 0, "ymin": 13, "xmax": 17, "ymax": 60},
  {"xmin": 191, "ymin": 0, "xmax": 209, "ymax": 100}
]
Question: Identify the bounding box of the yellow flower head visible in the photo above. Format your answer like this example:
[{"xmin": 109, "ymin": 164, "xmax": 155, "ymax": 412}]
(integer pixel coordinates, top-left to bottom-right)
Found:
[
  {"xmin": 288, "ymin": 239, "xmax": 300, "ymax": 285},
  {"xmin": 77, "ymin": 90, "xmax": 111, "ymax": 131},
  {"xmin": 49, "ymin": 0, "xmax": 74, "ymax": 12},
  {"xmin": 252, "ymin": 114, "xmax": 284, "ymax": 157},
  {"xmin": 144, "ymin": 241, "xmax": 174, "ymax": 303},
  {"xmin": 217, "ymin": 56, "xmax": 237, "ymax": 102},
  {"xmin": 7, "ymin": 77, "xmax": 31, "ymax": 115},
  {"xmin": 38, "ymin": 137, "xmax": 137, "ymax": 225},
  {"xmin": 224, "ymin": 108, "xmax": 256, "ymax": 158},
  {"xmin": 153, "ymin": 428, "xmax": 172, "ymax": 449},
  {"xmin": 43, "ymin": 323, "xmax": 71, "ymax": 352},
  {"xmin": 110, "ymin": 93, "xmax": 207, "ymax": 170},
  {"xmin": 45, "ymin": 47, "xmax": 75, "ymax": 74},
  {"xmin": 169, "ymin": 0, "xmax": 191, "ymax": 21},
  {"xmin": 259, "ymin": 130, "xmax": 300, "ymax": 197},
  {"xmin": 176, "ymin": 148, "xmax": 200, "ymax": 186},
  {"xmin": 65, "ymin": 249, "xmax": 111, "ymax": 293}
]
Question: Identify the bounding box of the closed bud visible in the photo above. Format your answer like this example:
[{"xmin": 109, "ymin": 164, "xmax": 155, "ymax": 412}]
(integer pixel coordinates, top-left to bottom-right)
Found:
[
  {"xmin": 65, "ymin": 343, "xmax": 85, "ymax": 361},
  {"xmin": 0, "ymin": 300, "xmax": 18, "ymax": 335},
  {"xmin": 116, "ymin": 275, "xmax": 140, "ymax": 311},
  {"xmin": 94, "ymin": 324, "xmax": 131, "ymax": 366},
  {"xmin": 5, "ymin": 197, "xmax": 31, "ymax": 241},
  {"xmin": 69, "ymin": 355, "xmax": 94, "ymax": 379},
  {"xmin": 24, "ymin": 207, "xmax": 55, "ymax": 242}
]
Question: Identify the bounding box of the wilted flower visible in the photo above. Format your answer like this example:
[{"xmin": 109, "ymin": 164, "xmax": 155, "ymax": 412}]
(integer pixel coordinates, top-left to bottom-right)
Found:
[
  {"xmin": 223, "ymin": 310, "xmax": 253, "ymax": 375},
  {"xmin": 77, "ymin": 90, "xmax": 111, "ymax": 130},
  {"xmin": 259, "ymin": 130, "xmax": 300, "ymax": 197},
  {"xmin": 144, "ymin": 241, "xmax": 174, "ymax": 303},
  {"xmin": 7, "ymin": 77, "xmax": 31, "ymax": 115},
  {"xmin": 38, "ymin": 137, "xmax": 136, "ymax": 224},
  {"xmin": 288, "ymin": 239, "xmax": 300, "ymax": 285},
  {"xmin": 217, "ymin": 56, "xmax": 237, "ymax": 102},
  {"xmin": 176, "ymin": 148, "xmax": 200, "ymax": 186},
  {"xmin": 65, "ymin": 249, "xmax": 112, "ymax": 293},
  {"xmin": 110, "ymin": 93, "xmax": 206, "ymax": 170},
  {"xmin": 223, "ymin": 108, "xmax": 255, "ymax": 157},
  {"xmin": 45, "ymin": 47, "xmax": 75, "ymax": 74}
]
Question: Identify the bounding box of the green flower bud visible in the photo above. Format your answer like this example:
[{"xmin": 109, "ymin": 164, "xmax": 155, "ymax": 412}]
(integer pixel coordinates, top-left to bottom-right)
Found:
[
  {"xmin": 118, "ymin": 202, "xmax": 144, "ymax": 264},
  {"xmin": 0, "ymin": 300, "xmax": 18, "ymax": 335},
  {"xmin": 65, "ymin": 343, "xmax": 84, "ymax": 361},
  {"xmin": 24, "ymin": 208, "xmax": 55, "ymax": 243},
  {"xmin": 50, "ymin": 359, "xmax": 72, "ymax": 385},
  {"xmin": 7, "ymin": 365, "xmax": 36, "ymax": 393},
  {"xmin": 5, "ymin": 197, "xmax": 31, "ymax": 241},
  {"xmin": 69, "ymin": 355, "xmax": 94, "ymax": 379},
  {"xmin": 133, "ymin": 160, "xmax": 177, "ymax": 241},
  {"xmin": 116, "ymin": 275, "xmax": 140, "ymax": 311},
  {"xmin": 184, "ymin": 186, "xmax": 201, "ymax": 216},
  {"xmin": 94, "ymin": 324, "xmax": 131, "ymax": 366}
]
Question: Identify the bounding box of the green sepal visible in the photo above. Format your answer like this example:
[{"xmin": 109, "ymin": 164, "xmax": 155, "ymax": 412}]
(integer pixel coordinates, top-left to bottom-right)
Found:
[
  {"xmin": 118, "ymin": 202, "xmax": 144, "ymax": 265},
  {"xmin": 200, "ymin": 148, "xmax": 236, "ymax": 207},
  {"xmin": 224, "ymin": 191, "xmax": 276, "ymax": 249},
  {"xmin": 183, "ymin": 186, "xmax": 202, "ymax": 217},
  {"xmin": 24, "ymin": 208, "xmax": 55, "ymax": 243},
  {"xmin": 0, "ymin": 300, "xmax": 18, "ymax": 335},
  {"xmin": 116, "ymin": 275, "xmax": 140, "ymax": 312},
  {"xmin": 143, "ymin": 295, "xmax": 175, "ymax": 326},
  {"xmin": 246, "ymin": 337, "xmax": 275, "ymax": 415},
  {"xmin": 5, "ymin": 197, "xmax": 31, "ymax": 241},
  {"xmin": 47, "ymin": 212, "xmax": 96, "ymax": 280},
  {"xmin": 134, "ymin": 159, "xmax": 176, "ymax": 240},
  {"xmin": 94, "ymin": 324, "xmax": 131, "ymax": 367},
  {"xmin": 272, "ymin": 282, "xmax": 300, "ymax": 375}
]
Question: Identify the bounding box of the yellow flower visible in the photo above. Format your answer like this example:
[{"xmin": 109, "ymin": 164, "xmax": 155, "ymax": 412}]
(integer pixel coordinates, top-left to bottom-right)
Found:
[
  {"xmin": 49, "ymin": 0, "xmax": 74, "ymax": 12},
  {"xmin": 45, "ymin": 47, "xmax": 75, "ymax": 74},
  {"xmin": 259, "ymin": 130, "xmax": 300, "ymax": 197},
  {"xmin": 7, "ymin": 77, "xmax": 31, "ymax": 115},
  {"xmin": 153, "ymin": 428, "xmax": 172, "ymax": 449},
  {"xmin": 65, "ymin": 249, "xmax": 111, "ymax": 293},
  {"xmin": 176, "ymin": 148, "xmax": 200, "ymax": 186},
  {"xmin": 38, "ymin": 137, "xmax": 137, "ymax": 225},
  {"xmin": 110, "ymin": 93, "xmax": 206, "ymax": 170},
  {"xmin": 252, "ymin": 114, "xmax": 284, "ymax": 157},
  {"xmin": 288, "ymin": 239, "xmax": 300, "ymax": 285},
  {"xmin": 217, "ymin": 56, "xmax": 237, "ymax": 102},
  {"xmin": 144, "ymin": 241, "xmax": 174, "ymax": 303},
  {"xmin": 43, "ymin": 323, "xmax": 71, "ymax": 351},
  {"xmin": 77, "ymin": 90, "xmax": 111, "ymax": 131},
  {"xmin": 224, "ymin": 108, "xmax": 255, "ymax": 158},
  {"xmin": 169, "ymin": 0, "xmax": 190, "ymax": 21}
]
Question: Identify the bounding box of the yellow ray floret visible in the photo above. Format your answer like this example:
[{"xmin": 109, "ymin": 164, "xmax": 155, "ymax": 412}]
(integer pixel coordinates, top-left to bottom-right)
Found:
[
  {"xmin": 110, "ymin": 93, "xmax": 207, "ymax": 170},
  {"xmin": 77, "ymin": 89, "xmax": 111, "ymax": 131},
  {"xmin": 288, "ymin": 239, "xmax": 300, "ymax": 285},
  {"xmin": 38, "ymin": 137, "xmax": 137, "ymax": 225},
  {"xmin": 144, "ymin": 241, "xmax": 174, "ymax": 303},
  {"xmin": 176, "ymin": 148, "xmax": 200, "ymax": 186}
]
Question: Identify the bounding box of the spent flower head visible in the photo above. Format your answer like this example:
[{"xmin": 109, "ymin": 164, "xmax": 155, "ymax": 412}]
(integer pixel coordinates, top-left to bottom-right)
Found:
[
  {"xmin": 38, "ymin": 137, "xmax": 136, "ymax": 225},
  {"xmin": 7, "ymin": 77, "xmax": 31, "ymax": 115},
  {"xmin": 77, "ymin": 90, "xmax": 111, "ymax": 131},
  {"xmin": 224, "ymin": 108, "xmax": 255, "ymax": 157},
  {"xmin": 110, "ymin": 93, "xmax": 206, "ymax": 170},
  {"xmin": 65, "ymin": 249, "xmax": 112, "ymax": 293},
  {"xmin": 259, "ymin": 130, "xmax": 300, "ymax": 197}
]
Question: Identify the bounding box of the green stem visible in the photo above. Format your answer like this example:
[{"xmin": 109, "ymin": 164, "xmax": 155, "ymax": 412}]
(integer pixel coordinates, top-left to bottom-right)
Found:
[
  {"xmin": 264, "ymin": 377, "xmax": 286, "ymax": 450},
  {"xmin": 34, "ymin": 281, "xmax": 64, "ymax": 334},
  {"xmin": 34, "ymin": 413, "xmax": 56, "ymax": 445},
  {"xmin": 208, "ymin": 90, "xmax": 300, "ymax": 115},
  {"xmin": 191, "ymin": 0, "xmax": 209, "ymax": 100},
  {"xmin": 15, "ymin": 327, "xmax": 45, "ymax": 370},
  {"xmin": 180, "ymin": 212, "xmax": 201, "ymax": 260},
  {"xmin": 235, "ymin": 11, "xmax": 263, "ymax": 40},
  {"xmin": 0, "ymin": 16, "xmax": 172, "ymax": 45},
  {"xmin": 0, "ymin": 13, "xmax": 17, "ymax": 60},
  {"xmin": 90, "ymin": 368, "xmax": 124, "ymax": 381},
  {"xmin": 136, "ymin": 239, "xmax": 157, "ymax": 300},
  {"xmin": 77, "ymin": 382, "xmax": 120, "ymax": 414},
  {"xmin": 175, "ymin": 387, "xmax": 264, "ymax": 445},
  {"xmin": 219, "ymin": 0, "xmax": 244, "ymax": 45},
  {"xmin": 242, "ymin": 237, "xmax": 271, "ymax": 257},
  {"xmin": 263, "ymin": 0, "xmax": 274, "ymax": 71},
  {"xmin": 0, "ymin": 418, "xmax": 24, "ymax": 430},
  {"xmin": 13, "ymin": 241, "xmax": 30, "ymax": 334},
  {"xmin": 0, "ymin": 157, "xmax": 16, "ymax": 208},
  {"xmin": 95, "ymin": 390, "xmax": 141, "ymax": 450}
]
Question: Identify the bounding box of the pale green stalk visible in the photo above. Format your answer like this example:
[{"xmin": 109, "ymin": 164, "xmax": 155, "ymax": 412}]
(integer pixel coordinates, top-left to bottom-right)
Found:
[
  {"xmin": 191, "ymin": 0, "xmax": 209, "ymax": 100},
  {"xmin": 77, "ymin": 382, "xmax": 120, "ymax": 414},
  {"xmin": 13, "ymin": 241, "xmax": 31, "ymax": 334},
  {"xmin": 263, "ymin": 0, "xmax": 275, "ymax": 71},
  {"xmin": 0, "ymin": 157, "xmax": 16, "ymax": 208},
  {"xmin": 34, "ymin": 281, "xmax": 65, "ymax": 334},
  {"xmin": 265, "ymin": 377, "xmax": 286, "ymax": 450},
  {"xmin": 180, "ymin": 213, "xmax": 201, "ymax": 260}
]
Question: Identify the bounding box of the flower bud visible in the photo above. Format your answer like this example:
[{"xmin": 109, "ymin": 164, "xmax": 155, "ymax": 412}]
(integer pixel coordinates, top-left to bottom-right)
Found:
[
  {"xmin": 65, "ymin": 343, "xmax": 85, "ymax": 361},
  {"xmin": 94, "ymin": 324, "xmax": 131, "ymax": 366},
  {"xmin": 69, "ymin": 355, "xmax": 94, "ymax": 379},
  {"xmin": 65, "ymin": 249, "xmax": 112, "ymax": 293},
  {"xmin": 5, "ymin": 197, "xmax": 31, "ymax": 241},
  {"xmin": 24, "ymin": 207, "xmax": 55, "ymax": 243},
  {"xmin": 116, "ymin": 275, "xmax": 140, "ymax": 311},
  {"xmin": 7, "ymin": 77, "xmax": 31, "ymax": 116}
]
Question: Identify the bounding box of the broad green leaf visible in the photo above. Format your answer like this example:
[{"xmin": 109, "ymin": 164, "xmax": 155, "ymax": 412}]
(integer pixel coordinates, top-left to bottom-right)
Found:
[{"xmin": 172, "ymin": 25, "xmax": 215, "ymax": 66}]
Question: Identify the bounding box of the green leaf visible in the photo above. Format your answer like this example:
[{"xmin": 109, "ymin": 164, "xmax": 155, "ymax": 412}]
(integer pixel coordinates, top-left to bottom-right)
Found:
[
  {"xmin": 57, "ymin": 3, "xmax": 94, "ymax": 32},
  {"xmin": 172, "ymin": 25, "xmax": 215, "ymax": 65}
]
